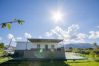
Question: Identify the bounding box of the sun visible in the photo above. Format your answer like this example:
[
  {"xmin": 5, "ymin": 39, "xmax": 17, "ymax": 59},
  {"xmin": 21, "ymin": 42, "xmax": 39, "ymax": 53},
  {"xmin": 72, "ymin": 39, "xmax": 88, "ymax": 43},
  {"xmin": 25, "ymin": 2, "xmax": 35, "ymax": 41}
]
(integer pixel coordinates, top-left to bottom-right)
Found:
[{"xmin": 51, "ymin": 10, "xmax": 64, "ymax": 23}]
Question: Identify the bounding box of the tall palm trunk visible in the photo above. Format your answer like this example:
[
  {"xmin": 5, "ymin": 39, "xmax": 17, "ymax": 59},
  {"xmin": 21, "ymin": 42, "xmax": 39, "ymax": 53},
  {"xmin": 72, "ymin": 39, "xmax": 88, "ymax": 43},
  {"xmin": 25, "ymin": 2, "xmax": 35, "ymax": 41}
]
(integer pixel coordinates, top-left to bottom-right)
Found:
[{"xmin": 8, "ymin": 38, "xmax": 12, "ymax": 49}]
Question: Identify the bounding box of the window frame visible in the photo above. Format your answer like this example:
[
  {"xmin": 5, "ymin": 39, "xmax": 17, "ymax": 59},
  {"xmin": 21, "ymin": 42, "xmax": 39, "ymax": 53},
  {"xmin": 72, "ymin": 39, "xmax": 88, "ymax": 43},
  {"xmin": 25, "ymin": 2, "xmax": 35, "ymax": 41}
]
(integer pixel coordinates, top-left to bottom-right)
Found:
[
  {"xmin": 45, "ymin": 44, "xmax": 48, "ymax": 50},
  {"xmin": 51, "ymin": 45, "xmax": 55, "ymax": 49},
  {"xmin": 37, "ymin": 44, "xmax": 40, "ymax": 49}
]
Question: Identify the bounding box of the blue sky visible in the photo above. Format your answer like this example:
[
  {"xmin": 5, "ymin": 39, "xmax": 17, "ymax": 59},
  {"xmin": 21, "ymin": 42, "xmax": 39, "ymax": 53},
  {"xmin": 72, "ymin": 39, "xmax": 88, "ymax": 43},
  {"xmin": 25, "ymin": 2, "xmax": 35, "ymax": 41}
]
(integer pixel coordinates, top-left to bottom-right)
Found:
[{"xmin": 0, "ymin": 0, "xmax": 99, "ymax": 46}]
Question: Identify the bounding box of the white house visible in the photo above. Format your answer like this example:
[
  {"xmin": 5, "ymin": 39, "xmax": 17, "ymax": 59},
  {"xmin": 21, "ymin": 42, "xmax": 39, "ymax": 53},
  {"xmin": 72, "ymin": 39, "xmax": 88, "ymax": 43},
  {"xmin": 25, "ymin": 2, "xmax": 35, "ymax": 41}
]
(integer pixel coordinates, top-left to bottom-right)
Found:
[{"xmin": 15, "ymin": 38, "xmax": 65, "ymax": 59}]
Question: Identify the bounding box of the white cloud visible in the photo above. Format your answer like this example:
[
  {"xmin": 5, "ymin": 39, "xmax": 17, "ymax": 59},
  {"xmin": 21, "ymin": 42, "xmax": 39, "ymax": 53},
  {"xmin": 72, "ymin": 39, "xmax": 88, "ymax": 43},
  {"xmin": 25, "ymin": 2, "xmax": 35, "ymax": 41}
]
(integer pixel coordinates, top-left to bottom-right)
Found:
[
  {"xmin": 7, "ymin": 33, "xmax": 31, "ymax": 42},
  {"xmin": 89, "ymin": 31, "xmax": 99, "ymax": 39},
  {"xmin": 71, "ymin": 39, "xmax": 85, "ymax": 43},
  {"xmin": 24, "ymin": 32, "xmax": 32, "ymax": 38},
  {"xmin": 16, "ymin": 37, "xmax": 22, "ymax": 40},
  {"xmin": 7, "ymin": 34, "xmax": 16, "ymax": 41},
  {"xmin": 53, "ymin": 26, "xmax": 71, "ymax": 39},
  {"xmin": 45, "ymin": 24, "xmax": 79, "ymax": 39},
  {"xmin": 45, "ymin": 32, "xmax": 53, "ymax": 37},
  {"xmin": 8, "ymin": 34, "xmax": 14, "ymax": 39},
  {"xmin": 44, "ymin": 24, "xmax": 87, "ymax": 43},
  {"xmin": 38, "ymin": 36, "xmax": 42, "ymax": 38},
  {"xmin": 77, "ymin": 33, "xmax": 87, "ymax": 39},
  {"xmin": 67, "ymin": 24, "xmax": 79, "ymax": 34}
]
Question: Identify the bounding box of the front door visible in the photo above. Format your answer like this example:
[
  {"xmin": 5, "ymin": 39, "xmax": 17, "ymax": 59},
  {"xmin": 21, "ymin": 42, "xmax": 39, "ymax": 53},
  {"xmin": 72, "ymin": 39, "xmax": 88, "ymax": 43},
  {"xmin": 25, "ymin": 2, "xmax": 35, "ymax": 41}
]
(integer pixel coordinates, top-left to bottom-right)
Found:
[{"xmin": 45, "ymin": 45, "xmax": 48, "ymax": 50}]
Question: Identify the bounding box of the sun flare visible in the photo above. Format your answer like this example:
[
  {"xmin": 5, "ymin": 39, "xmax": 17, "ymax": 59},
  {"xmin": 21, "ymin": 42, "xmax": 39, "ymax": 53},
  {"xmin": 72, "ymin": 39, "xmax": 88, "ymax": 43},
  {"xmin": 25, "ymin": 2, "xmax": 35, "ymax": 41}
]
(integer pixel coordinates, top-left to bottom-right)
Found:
[{"xmin": 51, "ymin": 10, "xmax": 64, "ymax": 23}]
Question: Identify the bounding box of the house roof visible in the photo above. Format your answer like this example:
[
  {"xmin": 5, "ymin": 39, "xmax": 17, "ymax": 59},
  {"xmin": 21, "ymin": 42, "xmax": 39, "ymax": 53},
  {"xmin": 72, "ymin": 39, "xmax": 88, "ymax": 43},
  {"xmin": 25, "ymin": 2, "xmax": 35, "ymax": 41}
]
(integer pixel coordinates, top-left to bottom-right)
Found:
[{"xmin": 28, "ymin": 38, "xmax": 63, "ymax": 43}]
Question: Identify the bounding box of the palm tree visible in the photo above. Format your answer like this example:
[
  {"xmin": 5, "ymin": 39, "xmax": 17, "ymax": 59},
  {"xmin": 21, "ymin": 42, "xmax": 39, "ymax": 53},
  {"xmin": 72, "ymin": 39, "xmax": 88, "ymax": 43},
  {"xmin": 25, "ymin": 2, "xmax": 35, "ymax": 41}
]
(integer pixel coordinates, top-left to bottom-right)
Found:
[{"xmin": 8, "ymin": 38, "xmax": 13, "ymax": 49}]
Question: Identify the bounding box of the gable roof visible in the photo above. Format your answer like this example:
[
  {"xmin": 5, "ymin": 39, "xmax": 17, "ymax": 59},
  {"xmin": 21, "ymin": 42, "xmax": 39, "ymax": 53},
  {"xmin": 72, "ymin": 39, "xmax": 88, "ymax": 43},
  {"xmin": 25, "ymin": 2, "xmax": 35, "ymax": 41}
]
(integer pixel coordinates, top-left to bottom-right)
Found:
[{"xmin": 28, "ymin": 38, "xmax": 63, "ymax": 43}]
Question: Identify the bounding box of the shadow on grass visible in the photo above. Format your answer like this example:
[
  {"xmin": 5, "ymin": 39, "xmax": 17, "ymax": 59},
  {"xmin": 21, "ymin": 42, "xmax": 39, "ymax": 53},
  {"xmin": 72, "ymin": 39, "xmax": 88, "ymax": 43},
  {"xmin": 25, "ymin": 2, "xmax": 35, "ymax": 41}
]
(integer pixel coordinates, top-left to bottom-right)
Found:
[
  {"xmin": 40, "ymin": 60, "xmax": 70, "ymax": 66},
  {"xmin": 95, "ymin": 59, "xmax": 99, "ymax": 62},
  {"xmin": 66, "ymin": 60, "xmax": 92, "ymax": 63},
  {"xmin": 67, "ymin": 61, "xmax": 86, "ymax": 63},
  {"xmin": 0, "ymin": 60, "xmax": 70, "ymax": 66}
]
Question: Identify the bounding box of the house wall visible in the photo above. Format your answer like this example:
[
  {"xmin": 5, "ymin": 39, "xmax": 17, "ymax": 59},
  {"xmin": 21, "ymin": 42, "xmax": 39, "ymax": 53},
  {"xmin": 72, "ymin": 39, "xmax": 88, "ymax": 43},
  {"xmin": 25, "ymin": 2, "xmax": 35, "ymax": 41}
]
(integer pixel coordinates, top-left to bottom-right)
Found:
[
  {"xmin": 23, "ymin": 48, "xmax": 65, "ymax": 59},
  {"xmin": 14, "ymin": 47, "xmax": 65, "ymax": 59},
  {"xmin": 16, "ymin": 42, "xmax": 60, "ymax": 50}
]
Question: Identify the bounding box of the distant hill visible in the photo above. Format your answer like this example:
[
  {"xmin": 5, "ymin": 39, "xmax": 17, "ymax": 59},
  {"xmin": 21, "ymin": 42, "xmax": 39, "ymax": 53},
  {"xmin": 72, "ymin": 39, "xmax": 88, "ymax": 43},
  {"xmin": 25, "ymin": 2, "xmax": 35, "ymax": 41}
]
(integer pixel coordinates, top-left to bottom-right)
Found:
[{"xmin": 64, "ymin": 43, "xmax": 94, "ymax": 49}]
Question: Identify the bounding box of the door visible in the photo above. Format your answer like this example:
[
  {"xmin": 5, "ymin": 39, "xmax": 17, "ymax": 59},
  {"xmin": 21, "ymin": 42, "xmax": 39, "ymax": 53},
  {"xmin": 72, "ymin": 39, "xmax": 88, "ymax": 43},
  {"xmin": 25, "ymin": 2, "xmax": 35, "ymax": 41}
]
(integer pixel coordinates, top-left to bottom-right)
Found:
[{"xmin": 45, "ymin": 45, "xmax": 48, "ymax": 50}]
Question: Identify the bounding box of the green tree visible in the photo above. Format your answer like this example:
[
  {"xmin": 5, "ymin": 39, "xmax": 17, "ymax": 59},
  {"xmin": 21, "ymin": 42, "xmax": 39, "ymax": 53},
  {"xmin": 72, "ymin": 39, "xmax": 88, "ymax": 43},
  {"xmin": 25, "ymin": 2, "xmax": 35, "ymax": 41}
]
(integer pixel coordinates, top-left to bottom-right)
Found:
[
  {"xmin": 0, "ymin": 19, "xmax": 24, "ymax": 49},
  {"xmin": 0, "ymin": 43, "xmax": 5, "ymax": 57},
  {"xmin": 0, "ymin": 19, "xmax": 24, "ymax": 29},
  {"xmin": 0, "ymin": 43, "xmax": 4, "ymax": 49}
]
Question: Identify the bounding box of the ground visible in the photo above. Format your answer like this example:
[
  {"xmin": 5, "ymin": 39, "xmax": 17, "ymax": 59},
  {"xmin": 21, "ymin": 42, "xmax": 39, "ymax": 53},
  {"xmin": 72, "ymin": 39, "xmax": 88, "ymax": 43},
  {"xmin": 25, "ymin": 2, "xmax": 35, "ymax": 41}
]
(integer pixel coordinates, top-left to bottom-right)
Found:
[
  {"xmin": 66, "ymin": 60, "xmax": 99, "ymax": 66},
  {"xmin": 0, "ymin": 59, "xmax": 99, "ymax": 66},
  {"xmin": 0, "ymin": 57, "xmax": 12, "ymax": 63},
  {"xmin": 0, "ymin": 52, "xmax": 99, "ymax": 66},
  {"xmin": 0, "ymin": 60, "xmax": 69, "ymax": 66}
]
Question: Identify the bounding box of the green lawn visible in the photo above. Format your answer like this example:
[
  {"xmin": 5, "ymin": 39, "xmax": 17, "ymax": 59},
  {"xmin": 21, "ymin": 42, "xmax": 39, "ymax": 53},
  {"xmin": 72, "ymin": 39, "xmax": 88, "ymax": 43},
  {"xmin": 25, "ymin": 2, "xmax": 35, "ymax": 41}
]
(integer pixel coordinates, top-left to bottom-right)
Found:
[
  {"xmin": 0, "ymin": 60, "xmax": 69, "ymax": 66},
  {"xmin": 66, "ymin": 54, "xmax": 99, "ymax": 66},
  {"xmin": 40, "ymin": 60, "xmax": 69, "ymax": 66},
  {"xmin": 66, "ymin": 60, "xmax": 99, "ymax": 66},
  {"xmin": 41, "ymin": 60, "xmax": 99, "ymax": 66},
  {"xmin": 0, "ymin": 57, "xmax": 12, "ymax": 64},
  {"xmin": 0, "ymin": 59, "xmax": 99, "ymax": 66},
  {"xmin": 0, "ymin": 57, "xmax": 99, "ymax": 66}
]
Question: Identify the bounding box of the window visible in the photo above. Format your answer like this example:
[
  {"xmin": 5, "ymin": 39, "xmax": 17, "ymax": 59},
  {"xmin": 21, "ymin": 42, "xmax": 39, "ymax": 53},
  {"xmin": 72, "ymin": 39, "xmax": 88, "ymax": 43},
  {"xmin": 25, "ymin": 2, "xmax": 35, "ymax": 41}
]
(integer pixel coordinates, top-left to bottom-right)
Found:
[
  {"xmin": 45, "ymin": 45, "xmax": 48, "ymax": 50},
  {"xmin": 57, "ymin": 48, "xmax": 61, "ymax": 51},
  {"xmin": 51, "ymin": 45, "xmax": 54, "ymax": 49},
  {"xmin": 37, "ymin": 44, "xmax": 40, "ymax": 49}
]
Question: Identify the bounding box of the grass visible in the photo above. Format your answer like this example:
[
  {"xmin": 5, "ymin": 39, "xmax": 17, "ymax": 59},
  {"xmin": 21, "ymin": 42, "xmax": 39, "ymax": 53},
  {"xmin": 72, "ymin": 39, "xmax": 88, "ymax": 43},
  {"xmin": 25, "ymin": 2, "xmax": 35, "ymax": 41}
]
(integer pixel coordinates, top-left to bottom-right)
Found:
[
  {"xmin": 66, "ymin": 60, "xmax": 99, "ymax": 66},
  {"xmin": 0, "ymin": 59, "xmax": 99, "ymax": 66},
  {"xmin": 0, "ymin": 49, "xmax": 4, "ymax": 57},
  {"xmin": 66, "ymin": 53, "xmax": 99, "ymax": 66},
  {"xmin": 0, "ymin": 57, "xmax": 12, "ymax": 64},
  {"xmin": 0, "ymin": 60, "xmax": 69, "ymax": 66},
  {"xmin": 0, "ymin": 54, "xmax": 99, "ymax": 66},
  {"xmin": 40, "ymin": 60, "xmax": 69, "ymax": 66}
]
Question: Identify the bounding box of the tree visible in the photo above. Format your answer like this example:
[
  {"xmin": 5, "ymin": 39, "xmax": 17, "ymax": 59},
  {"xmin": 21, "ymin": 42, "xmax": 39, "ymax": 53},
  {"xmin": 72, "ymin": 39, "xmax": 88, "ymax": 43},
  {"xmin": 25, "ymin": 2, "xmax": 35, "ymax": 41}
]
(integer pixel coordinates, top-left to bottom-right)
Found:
[
  {"xmin": 0, "ymin": 19, "xmax": 24, "ymax": 50},
  {"xmin": 0, "ymin": 43, "xmax": 5, "ymax": 57},
  {"xmin": 0, "ymin": 43, "xmax": 4, "ymax": 49},
  {"xmin": 0, "ymin": 19, "xmax": 24, "ymax": 29}
]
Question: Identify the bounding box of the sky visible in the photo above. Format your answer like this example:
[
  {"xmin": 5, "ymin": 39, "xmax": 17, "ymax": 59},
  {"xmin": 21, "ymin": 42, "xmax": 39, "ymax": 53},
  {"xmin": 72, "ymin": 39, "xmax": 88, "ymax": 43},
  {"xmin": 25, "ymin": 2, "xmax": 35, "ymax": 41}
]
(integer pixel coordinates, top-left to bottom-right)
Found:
[{"xmin": 0, "ymin": 0, "xmax": 99, "ymax": 46}]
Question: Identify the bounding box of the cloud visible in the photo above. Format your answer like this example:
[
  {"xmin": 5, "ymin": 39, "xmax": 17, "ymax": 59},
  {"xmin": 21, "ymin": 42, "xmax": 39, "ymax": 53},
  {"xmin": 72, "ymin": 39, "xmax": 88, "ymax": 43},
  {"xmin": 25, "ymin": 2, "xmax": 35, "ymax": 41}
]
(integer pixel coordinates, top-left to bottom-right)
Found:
[
  {"xmin": 38, "ymin": 36, "xmax": 42, "ymax": 38},
  {"xmin": 8, "ymin": 34, "xmax": 14, "ymax": 39},
  {"xmin": 7, "ymin": 34, "xmax": 16, "ymax": 41},
  {"xmin": 67, "ymin": 24, "xmax": 79, "ymax": 34},
  {"xmin": 16, "ymin": 37, "xmax": 22, "ymax": 40},
  {"xmin": 77, "ymin": 33, "xmax": 87, "ymax": 39},
  {"xmin": 7, "ymin": 33, "xmax": 31, "ymax": 42},
  {"xmin": 24, "ymin": 32, "xmax": 32, "ymax": 38},
  {"xmin": 45, "ymin": 24, "xmax": 79, "ymax": 39},
  {"xmin": 45, "ymin": 32, "xmax": 53, "ymax": 37},
  {"xmin": 45, "ymin": 24, "xmax": 87, "ymax": 43},
  {"xmin": 89, "ymin": 31, "xmax": 99, "ymax": 39}
]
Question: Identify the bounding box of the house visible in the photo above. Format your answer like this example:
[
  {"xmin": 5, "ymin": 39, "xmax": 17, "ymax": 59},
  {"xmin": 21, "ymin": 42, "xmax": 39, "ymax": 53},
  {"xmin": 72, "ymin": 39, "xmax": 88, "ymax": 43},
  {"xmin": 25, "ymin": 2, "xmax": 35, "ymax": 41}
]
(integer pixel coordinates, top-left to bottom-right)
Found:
[{"xmin": 15, "ymin": 38, "xmax": 65, "ymax": 59}]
